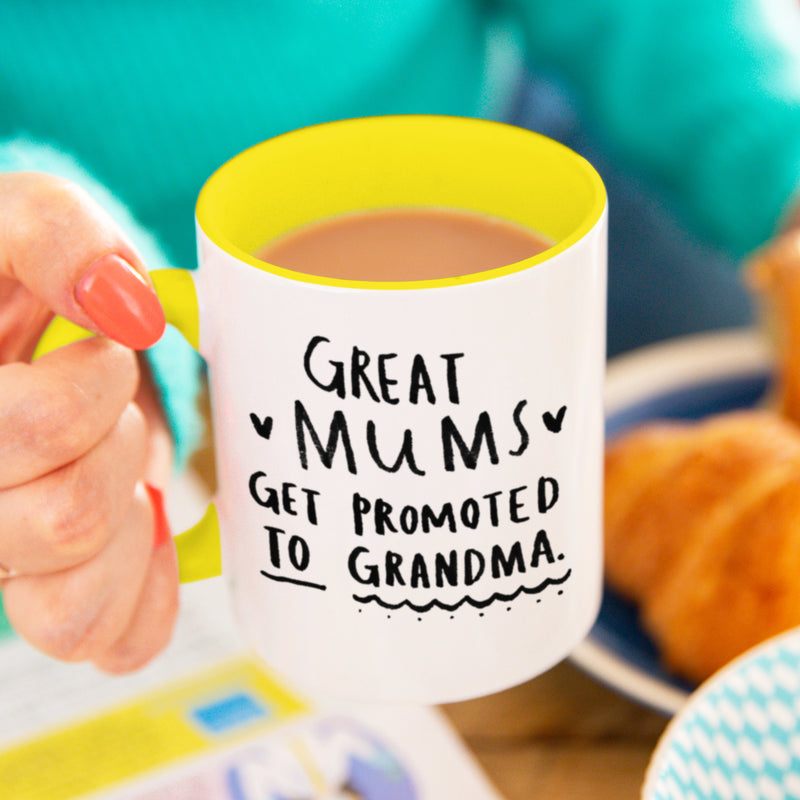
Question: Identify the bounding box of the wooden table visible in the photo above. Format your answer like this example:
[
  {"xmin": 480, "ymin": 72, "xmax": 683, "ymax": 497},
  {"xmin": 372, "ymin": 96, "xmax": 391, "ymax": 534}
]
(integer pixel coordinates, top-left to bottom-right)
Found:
[{"xmin": 441, "ymin": 661, "xmax": 670, "ymax": 800}]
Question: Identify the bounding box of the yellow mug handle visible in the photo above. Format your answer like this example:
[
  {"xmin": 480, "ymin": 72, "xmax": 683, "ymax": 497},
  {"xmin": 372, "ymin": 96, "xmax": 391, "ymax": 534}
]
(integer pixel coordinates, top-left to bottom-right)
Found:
[{"xmin": 33, "ymin": 269, "xmax": 221, "ymax": 584}]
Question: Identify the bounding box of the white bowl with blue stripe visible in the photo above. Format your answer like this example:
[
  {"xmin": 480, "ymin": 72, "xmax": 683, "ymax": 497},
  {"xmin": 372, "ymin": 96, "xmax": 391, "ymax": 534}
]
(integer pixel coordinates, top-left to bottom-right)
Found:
[
  {"xmin": 642, "ymin": 626, "xmax": 800, "ymax": 799},
  {"xmin": 570, "ymin": 328, "xmax": 774, "ymax": 716}
]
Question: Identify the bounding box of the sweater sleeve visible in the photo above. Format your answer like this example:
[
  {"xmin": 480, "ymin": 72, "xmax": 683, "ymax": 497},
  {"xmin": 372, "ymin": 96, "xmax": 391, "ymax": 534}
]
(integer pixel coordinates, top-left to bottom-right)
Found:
[
  {"xmin": 503, "ymin": 0, "xmax": 800, "ymax": 259},
  {"xmin": 0, "ymin": 136, "xmax": 204, "ymax": 469}
]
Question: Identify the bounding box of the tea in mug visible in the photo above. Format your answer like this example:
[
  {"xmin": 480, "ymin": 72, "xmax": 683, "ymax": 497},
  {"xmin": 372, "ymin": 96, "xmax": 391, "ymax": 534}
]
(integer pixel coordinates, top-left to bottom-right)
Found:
[{"xmin": 256, "ymin": 207, "xmax": 552, "ymax": 281}]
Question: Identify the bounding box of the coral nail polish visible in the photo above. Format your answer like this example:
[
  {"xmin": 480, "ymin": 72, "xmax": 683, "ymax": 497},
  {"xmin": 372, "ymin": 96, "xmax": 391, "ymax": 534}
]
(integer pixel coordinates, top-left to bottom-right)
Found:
[
  {"xmin": 76, "ymin": 254, "xmax": 166, "ymax": 349},
  {"xmin": 145, "ymin": 483, "xmax": 172, "ymax": 549}
]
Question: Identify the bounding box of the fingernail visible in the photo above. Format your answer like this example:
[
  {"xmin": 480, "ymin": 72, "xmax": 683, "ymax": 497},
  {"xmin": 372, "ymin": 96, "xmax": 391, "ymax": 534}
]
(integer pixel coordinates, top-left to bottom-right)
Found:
[
  {"xmin": 145, "ymin": 483, "xmax": 172, "ymax": 549},
  {"xmin": 76, "ymin": 255, "xmax": 165, "ymax": 349}
]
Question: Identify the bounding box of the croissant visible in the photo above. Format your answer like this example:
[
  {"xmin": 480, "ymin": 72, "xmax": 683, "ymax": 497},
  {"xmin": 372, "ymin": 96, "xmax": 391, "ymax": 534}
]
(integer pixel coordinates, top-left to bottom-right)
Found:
[
  {"xmin": 602, "ymin": 230, "xmax": 800, "ymax": 685},
  {"xmin": 604, "ymin": 409, "xmax": 800, "ymax": 684},
  {"xmin": 747, "ymin": 230, "xmax": 800, "ymax": 426},
  {"xmin": 602, "ymin": 231, "xmax": 800, "ymax": 684}
]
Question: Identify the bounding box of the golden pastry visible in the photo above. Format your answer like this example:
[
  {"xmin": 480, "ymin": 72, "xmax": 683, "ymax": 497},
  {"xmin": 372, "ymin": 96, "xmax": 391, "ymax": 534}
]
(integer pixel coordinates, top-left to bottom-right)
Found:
[{"xmin": 604, "ymin": 410, "xmax": 800, "ymax": 684}]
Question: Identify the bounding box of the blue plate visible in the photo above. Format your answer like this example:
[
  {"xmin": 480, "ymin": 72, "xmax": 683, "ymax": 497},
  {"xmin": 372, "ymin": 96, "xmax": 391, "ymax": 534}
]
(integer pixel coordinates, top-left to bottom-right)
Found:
[{"xmin": 570, "ymin": 329, "xmax": 774, "ymax": 715}]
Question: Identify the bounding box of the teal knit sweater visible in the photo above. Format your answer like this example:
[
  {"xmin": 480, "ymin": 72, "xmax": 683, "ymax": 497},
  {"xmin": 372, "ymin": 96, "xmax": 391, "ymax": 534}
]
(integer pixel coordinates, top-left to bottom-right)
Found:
[{"xmin": 3, "ymin": 0, "xmax": 800, "ymax": 456}]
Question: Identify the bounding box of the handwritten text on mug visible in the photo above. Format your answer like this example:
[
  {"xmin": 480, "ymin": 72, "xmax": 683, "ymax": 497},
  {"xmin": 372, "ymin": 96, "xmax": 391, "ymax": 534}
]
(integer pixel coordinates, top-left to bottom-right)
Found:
[{"xmin": 247, "ymin": 335, "xmax": 572, "ymax": 614}]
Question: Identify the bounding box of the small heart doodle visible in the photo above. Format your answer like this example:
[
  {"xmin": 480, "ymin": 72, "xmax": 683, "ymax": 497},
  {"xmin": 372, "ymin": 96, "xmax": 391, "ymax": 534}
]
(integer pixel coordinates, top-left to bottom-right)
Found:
[
  {"xmin": 249, "ymin": 413, "xmax": 274, "ymax": 439},
  {"xmin": 542, "ymin": 405, "xmax": 567, "ymax": 433}
]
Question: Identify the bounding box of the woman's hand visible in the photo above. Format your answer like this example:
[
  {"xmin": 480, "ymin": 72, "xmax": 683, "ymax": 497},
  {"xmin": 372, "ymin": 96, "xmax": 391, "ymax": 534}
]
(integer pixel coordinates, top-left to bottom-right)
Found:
[{"xmin": 0, "ymin": 171, "xmax": 179, "ymax": 673}]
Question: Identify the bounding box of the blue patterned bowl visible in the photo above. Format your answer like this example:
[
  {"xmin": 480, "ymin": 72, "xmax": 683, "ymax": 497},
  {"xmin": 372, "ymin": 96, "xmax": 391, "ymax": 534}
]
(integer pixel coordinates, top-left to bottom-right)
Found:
[{"xmin": 642, "ymin": 627, "xmax": 800, "ymax": 799}]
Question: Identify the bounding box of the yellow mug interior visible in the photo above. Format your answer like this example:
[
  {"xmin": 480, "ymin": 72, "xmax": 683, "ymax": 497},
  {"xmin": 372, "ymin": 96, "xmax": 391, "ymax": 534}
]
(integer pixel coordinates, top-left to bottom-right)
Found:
[{"xmin": 195, "ymin": 115, "xmax": 606, "ymax": 290}]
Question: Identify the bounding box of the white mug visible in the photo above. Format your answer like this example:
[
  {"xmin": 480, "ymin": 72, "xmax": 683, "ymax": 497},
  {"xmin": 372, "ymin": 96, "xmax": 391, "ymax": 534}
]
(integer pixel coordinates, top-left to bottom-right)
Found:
[{"xmin": 46, "ymin": 115, "xmax": 607, "ymax": 704}]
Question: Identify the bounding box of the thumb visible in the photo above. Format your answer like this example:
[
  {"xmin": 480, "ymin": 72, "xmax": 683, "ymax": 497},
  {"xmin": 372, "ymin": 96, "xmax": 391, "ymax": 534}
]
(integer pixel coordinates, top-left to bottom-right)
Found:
[{"xmin": 0, "ymin": 172, "xmax": 165, "ymax": 350}]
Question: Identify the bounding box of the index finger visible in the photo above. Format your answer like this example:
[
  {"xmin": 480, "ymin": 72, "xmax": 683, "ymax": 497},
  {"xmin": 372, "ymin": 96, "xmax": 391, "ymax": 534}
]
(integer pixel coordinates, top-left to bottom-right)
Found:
[{"xmin": 0, "ymin": 172, "xmax": 164, "ymax": 350}]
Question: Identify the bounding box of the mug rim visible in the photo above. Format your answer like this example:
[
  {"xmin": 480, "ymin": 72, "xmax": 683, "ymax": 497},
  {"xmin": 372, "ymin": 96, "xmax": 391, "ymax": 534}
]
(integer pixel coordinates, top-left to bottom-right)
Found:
[{"xmin": 195, "ymin": 115, "xmax": 607, "ymax": 291}]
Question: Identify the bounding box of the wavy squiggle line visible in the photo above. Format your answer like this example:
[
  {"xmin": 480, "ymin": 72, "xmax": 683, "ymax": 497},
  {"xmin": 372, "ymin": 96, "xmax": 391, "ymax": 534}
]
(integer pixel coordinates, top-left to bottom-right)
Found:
[{"xmin": 352, "ymin": 569, "xmax": 571, "ymax": 613}]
